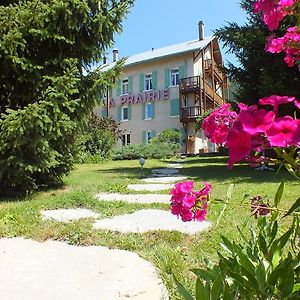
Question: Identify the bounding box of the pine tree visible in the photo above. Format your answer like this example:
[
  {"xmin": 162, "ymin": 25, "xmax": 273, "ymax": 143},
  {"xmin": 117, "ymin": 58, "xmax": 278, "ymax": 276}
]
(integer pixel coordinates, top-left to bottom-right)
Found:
[
  {"xmin": 215, "ymin": 0, "xmax": 300, "ymax": 105},
  {"xmin": 0, "ymin": 0, "xmax": 133, "ymax": 193}
]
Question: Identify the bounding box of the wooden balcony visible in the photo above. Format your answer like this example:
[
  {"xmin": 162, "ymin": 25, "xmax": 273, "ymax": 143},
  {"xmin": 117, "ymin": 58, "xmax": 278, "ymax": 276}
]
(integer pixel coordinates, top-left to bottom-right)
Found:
[
  {"xmin": 180, "ymin": 106, "xmax": 202, "ymax": 122},
  {"xmin": 204, "ymin": 59, "xmax": 224, "ymax": 80},
  {"xmin": 179, "ymin": 76, "xmax": 201, "ymax": 93}
]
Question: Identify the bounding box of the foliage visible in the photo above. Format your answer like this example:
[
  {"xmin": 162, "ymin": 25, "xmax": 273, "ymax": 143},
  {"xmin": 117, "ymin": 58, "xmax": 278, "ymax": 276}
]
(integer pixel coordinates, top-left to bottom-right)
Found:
[
  {"xmin": 0, "ymin": 0, "xmax": 133, "ymax": 193},
  {"xmin": 150, "ymin": 128, "xmax": 181, "ymax": 144},
  {"xmin": 77, "ymin": 113, "xmax": 121, "ymax": 163},
  {"xmin": 112, "ymin": 142, "xmax": 179, "ymax": 160},
  {"xmin": 215, "ymin": 0, "xmax": 300, "ymax": 105},
  {"xmin": 176, "ymin": 183, "xmax": 300, "ymax": 300},
  {"xmin": 195, "ymin": 109, "xmax": 214, "ymax": 132}
]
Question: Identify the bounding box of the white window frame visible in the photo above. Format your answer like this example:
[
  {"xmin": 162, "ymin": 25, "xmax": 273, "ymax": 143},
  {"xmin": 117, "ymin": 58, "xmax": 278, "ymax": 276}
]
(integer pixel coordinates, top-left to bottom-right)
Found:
[
  {"xmin": 145, "ymin": 102, "xmax": 153, "ymax": 120},
  {"xmin": 121, "ymin": 106, "xmax": 128, "ymax": 121},
  {"xmin": 170, "ymin": 68, "xmax": 179, "ymax": 86},
  {"xmin": 122, "ymin": 133, "xmax": 131, "ymax": 146},
  {"xmin": 144, "ymin": 74, "xmax": 152, "ymax": 91},
  {"xmin": 121, "ymin": 78, "xmax": 129, "ymax": 95}
]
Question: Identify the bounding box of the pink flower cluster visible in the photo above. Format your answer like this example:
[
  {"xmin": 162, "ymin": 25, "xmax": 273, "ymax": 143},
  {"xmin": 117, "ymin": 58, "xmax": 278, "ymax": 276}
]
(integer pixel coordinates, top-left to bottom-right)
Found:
[
  {"xmin": 254, "ymin": 0, "xmax": 295, "ymax": 30},
  {"xmin": 202, "ymin": 104, "xmax": 237, "ymax": 145},
  {"xmin": 202, "ymin": 96, "xmax": 300, "ymax": 168},
  {"xmin": 266, "ymin": 27, "xmax": 300, "ymax": 69},
  {"xmin": 254, "ymin": 0, "xmax": 300, "ymax": 69},
  {"xmin": 170, "ymin": 181, "xmax": 211, "ymax": 222}
]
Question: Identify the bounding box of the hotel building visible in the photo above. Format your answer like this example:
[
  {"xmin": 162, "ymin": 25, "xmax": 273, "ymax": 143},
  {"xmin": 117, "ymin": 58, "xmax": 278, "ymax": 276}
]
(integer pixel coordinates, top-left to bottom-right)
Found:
[{"xmin": 96, "ymin": 22, "xmax": 228, "ymax": 154}]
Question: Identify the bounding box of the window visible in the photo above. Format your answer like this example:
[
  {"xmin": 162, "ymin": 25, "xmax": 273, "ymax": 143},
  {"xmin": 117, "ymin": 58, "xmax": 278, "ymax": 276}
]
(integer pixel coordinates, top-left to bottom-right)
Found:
[
  {"xmin": 145, "ymin": 74, "xmax": 152, "ymax": 91},
  {"xmin": 145, "ymin": 102, "xmax": 153, "ymax": 119},
  {"xmin": 170, "ymin": 69, "xmax": 179, "ymax": 86},
  {"xmin": 121, "ymin": 106, "xmax": 128, "ymax": 121},
  {"xmin": 121, "ymin": 79, "xmax": 128, "ymax": 95},
  {"xmin": 122, "ymin": 134, "xmax": 131, "ymax": 146},
  {"xmin": 146, "ymin": 131, "xmax": 153, "ymax": 142}
]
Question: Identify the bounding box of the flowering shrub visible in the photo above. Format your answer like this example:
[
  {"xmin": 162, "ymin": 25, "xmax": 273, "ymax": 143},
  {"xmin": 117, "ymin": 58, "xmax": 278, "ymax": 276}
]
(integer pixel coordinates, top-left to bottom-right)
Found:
[
  {"xmin": 170, "ymin": 181, "xmax": 211, "ymax": 222},
  {"xmin": 202, "ymin": 96, "xmax": 300, "ymax": 171},
  {"xmin": 254, "ymin": 0, "xmax": 300, "ymax": 69}
]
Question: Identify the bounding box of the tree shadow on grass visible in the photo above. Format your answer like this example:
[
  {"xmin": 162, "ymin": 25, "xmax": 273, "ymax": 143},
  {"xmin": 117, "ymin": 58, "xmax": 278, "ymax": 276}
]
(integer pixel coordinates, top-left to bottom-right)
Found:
[
  {"xmin": 94, "ymin": 163, "xmax": 298, "ymax": 184},
  {"xmin": 181, "ymin": 164, "xmax": 298, "ymax": 184}
]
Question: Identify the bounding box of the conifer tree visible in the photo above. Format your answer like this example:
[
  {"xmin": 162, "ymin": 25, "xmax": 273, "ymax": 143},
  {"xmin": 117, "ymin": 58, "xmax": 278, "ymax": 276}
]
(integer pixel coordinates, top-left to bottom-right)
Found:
[{"xmin": 0, "ymin": 0, "xmax": 133, "ymax": 193}]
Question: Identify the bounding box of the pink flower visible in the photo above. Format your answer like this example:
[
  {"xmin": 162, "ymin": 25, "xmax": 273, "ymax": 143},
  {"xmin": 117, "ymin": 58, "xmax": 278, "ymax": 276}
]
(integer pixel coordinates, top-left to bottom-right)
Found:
[
  {"xmin": 182, "ymin": 194, "xmax": 196, "ymax": 208},
  {"xmin": 171, "ymin": 202, "xmax": 183, "ymax": 215},
  {"xmin": 194, "ymin": 209, "xmax": 207, "ymax": 222},
  {"xmin": 227, "ymin": 127, "xmax": 252, "ymax": 168},
  {"xmin": 266, "ymin": 116, "xmax": 300, "ymax": 147},
  {"xmin": 195, "ymin": 182, "xmax": 212, "ymax": 198},
  {"xmin": 202, "ymin": 104, "xmax": 237, "ymax": 145},
  {"xmin": 295, "ymin": 100, "xmax": 300, "ymax": 109},
  {"xmin": 278, "ymin": 0, "xmax": 295, "ymax": 7},
  {"xmin": 180, "ymin": 207, "xmax": 193, "ymax": 222},
  {"xmin": 263, "ymin": 9, "xmax": 285, "ymax": 31},
  {"xmin": 239, "ymin": 105, "xmax": 275, "ymax": 135},
  {"xmin": 259, "ymin": 95, "xmax": 296, "ymax": 114},
  {"xmin": 266, "ymin": 36, "xmax": 285, "ymax": 53}
]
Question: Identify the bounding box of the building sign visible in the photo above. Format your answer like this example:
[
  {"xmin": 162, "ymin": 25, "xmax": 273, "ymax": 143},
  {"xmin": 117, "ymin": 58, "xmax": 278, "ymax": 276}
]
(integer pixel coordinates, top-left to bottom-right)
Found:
[{"xmin": 107, "ymin": 88, "xmax": 169, "ymax": 107}]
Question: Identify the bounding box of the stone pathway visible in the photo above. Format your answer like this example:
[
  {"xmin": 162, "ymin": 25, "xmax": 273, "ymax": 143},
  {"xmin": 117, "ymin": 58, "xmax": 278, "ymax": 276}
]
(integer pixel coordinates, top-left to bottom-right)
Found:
[
  {"xmin": 41, "ymin": 208, "xmax": 99, "ymax": 222},
  {"xmin": 30, "ymin": 160, "xmax": 210, "ymax": 298},
  {"xmin": 142, "ymin": 176, "xmax": 187, "ymax": 184},
  {"xmin": 93, "ymin": 209, "xmax": 210, "ymax": 234},
  {"xmin": 96, "ymin": 193, "xmax": 170, "ymax": 204},
  {"xmin": 0, "ymin": 237, "xmax": 168, "ymax": 300},
  {"xmin": 127, "ymin": 184, "xmax": 174, "ymax": 192}
]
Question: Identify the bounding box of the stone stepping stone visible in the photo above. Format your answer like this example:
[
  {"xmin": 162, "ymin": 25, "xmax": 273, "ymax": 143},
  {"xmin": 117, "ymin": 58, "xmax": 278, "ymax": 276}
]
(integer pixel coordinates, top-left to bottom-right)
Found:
[
  {"xmin": 93, "ymin": 209, "xmax": 210, "ymax": 234},
  {"xmin": 0, "ymin": 238, "xmax": 168, "ymax": 300},
  {"xmin": 142, "ymin": 176, "xmax": 187, "ymax": 184},
  {"xmin": 152, "ymin": 168, "xmax": 179, "ymax": 175},
  {"xmin": 127, "ymin": 184, "xmax": 174, "ymax": 192},
  {"xmin": 166, "ymin": 163, "xmax": 184, "ymax": 169},
  {"xmin": 41, "ymin": 208, "xmax": 99, "ymax": 222},
  {"xmin": 96, "ymin": 193, "xmax": 170, "ymax": 204}
]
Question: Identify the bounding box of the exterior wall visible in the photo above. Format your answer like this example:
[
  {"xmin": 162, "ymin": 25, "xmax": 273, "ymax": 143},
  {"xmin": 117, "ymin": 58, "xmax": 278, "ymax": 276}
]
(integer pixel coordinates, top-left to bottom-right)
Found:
[{"xmin": 96, "ymin": 43, "xmax": 221, "ymax": 154}]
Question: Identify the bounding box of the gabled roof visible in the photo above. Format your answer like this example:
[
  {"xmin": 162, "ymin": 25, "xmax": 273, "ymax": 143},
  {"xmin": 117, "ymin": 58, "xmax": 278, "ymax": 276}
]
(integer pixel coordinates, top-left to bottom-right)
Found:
[{"xmin": 100, "ymin": 36, "xmax": 214, "ymax": 71}]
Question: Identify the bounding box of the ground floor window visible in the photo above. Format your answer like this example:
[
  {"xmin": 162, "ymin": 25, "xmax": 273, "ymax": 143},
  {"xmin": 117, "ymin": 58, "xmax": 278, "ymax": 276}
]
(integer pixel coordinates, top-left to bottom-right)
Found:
[{"xmin": 122, "ymin": 133, "xmax": 131, "ymax": 146}]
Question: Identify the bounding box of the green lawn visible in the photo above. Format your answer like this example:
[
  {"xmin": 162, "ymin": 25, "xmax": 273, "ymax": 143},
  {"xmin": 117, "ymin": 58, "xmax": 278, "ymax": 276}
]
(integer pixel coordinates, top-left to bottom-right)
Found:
[{"xmin": 0, "ymin": 156, "xmax": 299, "ymax": 299}]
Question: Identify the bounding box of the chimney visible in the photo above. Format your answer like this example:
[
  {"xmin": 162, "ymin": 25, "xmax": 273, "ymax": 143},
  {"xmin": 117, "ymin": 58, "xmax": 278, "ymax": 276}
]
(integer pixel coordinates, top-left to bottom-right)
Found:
[
  {"xmin": 198, "ymin": 21, "xmax": 204, "ymax": 41},
  {"xmin": 112, "ymin": 48, "xmax": 119, "ymax": 62}
]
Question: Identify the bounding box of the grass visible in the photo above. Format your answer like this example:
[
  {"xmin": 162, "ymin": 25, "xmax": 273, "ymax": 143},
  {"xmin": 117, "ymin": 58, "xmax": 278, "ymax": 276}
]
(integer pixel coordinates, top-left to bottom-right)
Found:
[{"xmin": 0, "ymin": 156, "xmax": 299, "ymax": 299}]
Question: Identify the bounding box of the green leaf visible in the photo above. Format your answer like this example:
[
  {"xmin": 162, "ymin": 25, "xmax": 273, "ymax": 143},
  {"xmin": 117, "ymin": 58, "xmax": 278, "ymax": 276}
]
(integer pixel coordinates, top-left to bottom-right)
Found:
[
  {"xmin": 210, "ymin": 275, "xmax": 223, "ymax": 300},
  {"xmin": 173, "ymin": 276, "xmax": 194, "ymax": 300},
  {"xmin": 191, "ymin": 268, "xmax": 216, "ymax": 282},
  {"xmin": 284, "ymin": 197, "xmax": 300, "ymax": 218},
  {"xmin": 195, "ymin": 278, "xmax": 209, "ymax": 300},
  {"xmin": 274, "ymin": 182, "xmax": 284, "ymax": 208}
]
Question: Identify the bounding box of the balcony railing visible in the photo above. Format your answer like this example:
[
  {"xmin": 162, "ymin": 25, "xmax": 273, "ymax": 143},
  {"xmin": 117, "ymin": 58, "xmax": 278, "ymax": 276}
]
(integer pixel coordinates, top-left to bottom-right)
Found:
[
  {"xmin": 179, "ymin": 76, "xmax": 201, "ymax": 92},
  {"xmin": 180, "ymin": 106, "xmax": 202, "ymax": 122}
]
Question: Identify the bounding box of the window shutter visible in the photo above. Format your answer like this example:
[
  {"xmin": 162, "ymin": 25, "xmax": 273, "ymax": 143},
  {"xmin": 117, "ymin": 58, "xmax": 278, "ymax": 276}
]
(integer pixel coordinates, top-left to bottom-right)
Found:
[
  {"xmin": 139, "ymin": 73, "xmax": 145, "ymax": 92},
  {"xmin": 179, "ymin": 127, "xmax": 185, "ymax": 145},
  {"xmin": 152, "ymin": 71, "xmax": 157, "ymax": 89},
  {"xmin": 164, "ymin": 69, "xmax": 170, "ymax": 88},
  {"xmin": 128, "ymin": 104, "xmax": 132, "ymax": 120},
  {"xmin": 151, "ymin": 130, "xmax": 156, "ymax": 138},
  {"xmin": 151, "ymin": 102, "xmax": 155, "ymax": 119},
  {"xmin": 142, "ymin": 131, "xmax": 146, "ymax": 144},
  {"xmin": 117, "ymin": 106, "xmax": 122, "ymax": 121},
  {"xmin": 101, "ymin": 108, "xmax": 108, "ymax": 117},
  {"xmin": 142, "ymin": 103, "xmax": 146, "ymax": 120},
  {"xmin": 116, "ymin": 80, "xmax": 121, "ymax": 96},
  {"xmin": 179, "ymin": 65, "xmax": 185, "ymax": 79},
  {"xmin": 128, "ymin": 76, "xmax": 133, "ymax": 94},
  {"xmin": 170, "ymin": 99, "xmax": 180, "ymax": 116}
]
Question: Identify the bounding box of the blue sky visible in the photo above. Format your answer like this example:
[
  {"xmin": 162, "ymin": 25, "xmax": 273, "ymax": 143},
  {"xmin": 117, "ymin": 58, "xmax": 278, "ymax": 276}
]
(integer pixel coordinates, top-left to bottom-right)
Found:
[{"xmin": 110, "ymin": 0, "xmax": 248, "ymax": 66}]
